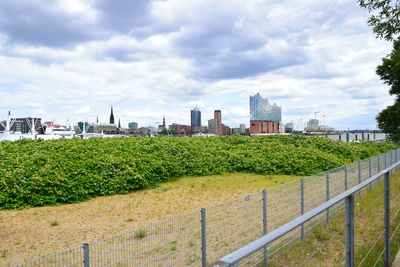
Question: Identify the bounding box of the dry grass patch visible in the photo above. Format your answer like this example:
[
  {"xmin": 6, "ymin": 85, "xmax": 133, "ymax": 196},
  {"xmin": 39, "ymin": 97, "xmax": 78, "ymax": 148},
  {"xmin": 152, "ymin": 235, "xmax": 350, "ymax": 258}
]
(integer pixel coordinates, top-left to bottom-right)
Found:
[{"xmin": 0, "ymin": 173, "xmax": 299, "ymax": 266}]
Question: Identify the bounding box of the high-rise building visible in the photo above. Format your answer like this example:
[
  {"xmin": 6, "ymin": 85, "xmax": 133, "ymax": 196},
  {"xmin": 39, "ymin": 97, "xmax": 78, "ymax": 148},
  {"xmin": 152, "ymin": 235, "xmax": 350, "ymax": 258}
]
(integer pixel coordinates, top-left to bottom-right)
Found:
[
  {"xmin": 249, "ymin": 93, "xmax": 282, "ymax": 134},
  {"xmin": 208, "ymin": 110, "xmax": 225, "ymax": 135},
  {"xmin": 110, "ymin": 106, "xmax": 115, "ymax": 124},
  {"xmin": 191, "ymin": 106, "xmax": 201, "ymax": 130}
]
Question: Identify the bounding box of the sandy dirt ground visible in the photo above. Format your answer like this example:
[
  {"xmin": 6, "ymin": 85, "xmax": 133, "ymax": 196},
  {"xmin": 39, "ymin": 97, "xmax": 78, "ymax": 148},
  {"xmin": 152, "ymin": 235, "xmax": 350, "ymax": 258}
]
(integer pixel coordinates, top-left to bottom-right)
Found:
[{"xmin": 0, "ymin": 173, "xmax": 298, "ymax": 266}]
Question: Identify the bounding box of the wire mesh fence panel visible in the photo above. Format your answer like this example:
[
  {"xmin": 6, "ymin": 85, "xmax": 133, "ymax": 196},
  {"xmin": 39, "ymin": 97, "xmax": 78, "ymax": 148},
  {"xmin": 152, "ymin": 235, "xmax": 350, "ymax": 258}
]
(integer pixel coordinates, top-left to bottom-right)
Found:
[
  {"xmin": 13, "ymin": 245, "xmax": 83, "ymax": 267},
  {"xmin": 268, "ymin": 180, "xmax": 301, "ymax": 231},
  {"xmin": 303, "ymin": 173, "xmax": 326, "ymax": 213},
  {"xmin": 206, "ymin": 191, "xmax": 264, "ymax": 264},
  {"xmin": 90, "ymin": 210, "xmax": 201, "ymax": 267}
]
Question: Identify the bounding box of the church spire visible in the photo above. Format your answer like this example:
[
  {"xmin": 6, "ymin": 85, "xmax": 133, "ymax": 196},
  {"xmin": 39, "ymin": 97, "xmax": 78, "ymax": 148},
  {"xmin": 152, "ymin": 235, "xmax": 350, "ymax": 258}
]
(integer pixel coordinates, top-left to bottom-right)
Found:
[
  {"xmin": 118, "ymin": 118, "xmax": 121, "ymax": 129},
  {"xmin": 162, "ymin": 115, "xmax": 166, "ymax": 129},
  {"xmin": 110, "ymin": 106, "xmax": 115, "ymax": 124}
]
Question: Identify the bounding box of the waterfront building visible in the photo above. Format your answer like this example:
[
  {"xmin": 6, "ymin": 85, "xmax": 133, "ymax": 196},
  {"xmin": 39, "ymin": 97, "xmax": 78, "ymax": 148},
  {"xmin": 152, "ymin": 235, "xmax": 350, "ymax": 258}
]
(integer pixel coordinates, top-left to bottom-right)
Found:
[
  {"xmin": 249, "ymin": 93, "xmax": 282, "ymax": 134},
  {"xmin": 306, "ymin": 119, "xmax": 319, "ymax": 132},
  {"xmin": 250, "ymin": 93, "xmax": 281, "ymax": 122},
  {"xmin": 128, "ymin": 122, "xmax": 138, "ymax": 129}
]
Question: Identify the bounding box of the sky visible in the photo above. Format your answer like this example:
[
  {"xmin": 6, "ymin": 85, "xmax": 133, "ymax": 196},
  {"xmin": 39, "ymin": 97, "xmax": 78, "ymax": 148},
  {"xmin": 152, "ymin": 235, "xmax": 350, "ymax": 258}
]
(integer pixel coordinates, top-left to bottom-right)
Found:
[{"xmin": 0, "ymin": 0, "xmax": 395, "ymax": 130}]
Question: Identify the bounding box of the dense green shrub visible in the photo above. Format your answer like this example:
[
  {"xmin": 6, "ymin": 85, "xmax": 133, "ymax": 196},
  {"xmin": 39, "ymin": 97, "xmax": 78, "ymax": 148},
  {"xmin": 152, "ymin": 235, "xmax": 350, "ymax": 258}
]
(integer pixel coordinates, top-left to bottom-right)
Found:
[{"xmin": 0, "ymin": 136, "xmax": 397, "ymax": 209}]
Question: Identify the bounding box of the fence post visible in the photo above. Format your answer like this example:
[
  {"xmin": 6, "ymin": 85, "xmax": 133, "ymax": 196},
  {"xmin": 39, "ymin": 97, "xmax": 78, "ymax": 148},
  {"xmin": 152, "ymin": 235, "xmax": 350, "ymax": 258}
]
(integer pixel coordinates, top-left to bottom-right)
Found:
[
  {"xmin": 369, "ymin": 158, "xmax": 372, "ymax": 177},
  {"xmin": 326, "ymin": 171, "xmax": 330, "ymax": 222},
  {"xmin": 83, "ymin": 243, "xmax": 90, "ymax": 267},
  {"xmin": 384, "ymin": 152, "xmax": 387, "ymax": 169},
  {"xmin": 391, "ymin": 150, "xmax": 393, "ymax": 166},
  {"xmin": 378, "ymin": 155, "xmax": 380, "ymax": 172},
  {"xmin": 358, "ymin": 160, "xmax": 362, "ymax": 184},
  {"xmin": 201, "ymin": 208, "xmax": 207, "ymax": 267},
  {"xmin": 344, "ymin": 166, "xmax": 348, "ymax": 191},
  {"xmin": 262, "ymin": 190, "xmax": 268, "ymax": 264},
  {"xmin": 300, "ymin": 179, "xmax": 305, "ymax": 240},
  {"xmin": 345, "ymin": 195, "xmax": 355, "ymax": 267},
  {"xmin": 384, "ymin": 172, "xmax": 390, "ymax": 267}
]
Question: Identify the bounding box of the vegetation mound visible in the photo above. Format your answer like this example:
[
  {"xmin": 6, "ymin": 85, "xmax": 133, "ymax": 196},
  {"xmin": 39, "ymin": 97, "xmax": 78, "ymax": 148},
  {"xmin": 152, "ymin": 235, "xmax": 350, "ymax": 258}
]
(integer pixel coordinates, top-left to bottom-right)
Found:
[{"xmin": 0, "ymin": 135, "xmax": 397, "ymax": 209}]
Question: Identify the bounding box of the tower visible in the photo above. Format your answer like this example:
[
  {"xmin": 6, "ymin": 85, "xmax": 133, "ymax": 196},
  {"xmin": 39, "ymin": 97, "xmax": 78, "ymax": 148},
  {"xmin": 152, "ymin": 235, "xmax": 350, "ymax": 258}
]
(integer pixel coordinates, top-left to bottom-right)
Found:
[
  {"xmin": 191, "ymin": 106, "xmax": 201, "ymax": 127},
  {"xmin": 162, "ymin": 115, "xmax": 166, "ymax": 129},
  {"xmin": 110, "ymin": 106, "xmax": 115, "ymax": 124},
  {"xmin": 118, "ymin": 119, "xmax": 121, "ymax": 129}
]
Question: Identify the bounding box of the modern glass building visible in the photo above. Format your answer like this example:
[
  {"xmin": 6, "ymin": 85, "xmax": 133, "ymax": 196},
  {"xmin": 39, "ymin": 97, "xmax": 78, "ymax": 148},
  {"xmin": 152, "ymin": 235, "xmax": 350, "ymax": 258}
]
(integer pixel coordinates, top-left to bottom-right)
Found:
[
  {"xmin": 249, "ymin": 93, "xmax": 281, "ymax": 122},
  {"xmin": 128, "ymin": 122, "xmax": 138, "ymax": 129},
  {"xmin": 191, "ymin": 106, "xmax": 201, "ymax": 127}
]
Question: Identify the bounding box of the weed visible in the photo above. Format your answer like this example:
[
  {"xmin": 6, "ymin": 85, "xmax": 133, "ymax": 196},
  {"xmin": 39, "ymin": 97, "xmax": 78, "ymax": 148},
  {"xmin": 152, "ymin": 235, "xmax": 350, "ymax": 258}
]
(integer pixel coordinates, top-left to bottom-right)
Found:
[
  {"xmin": 1, "ymin": 250, "xmax": 8, "ymax": 258},
  {"xmin": 170, "ymin": 241, "xmax": 177, "ymax": 251},
  {"xmin": 134, "ymin": 228, "xmax": 146, "ymax": 239}
]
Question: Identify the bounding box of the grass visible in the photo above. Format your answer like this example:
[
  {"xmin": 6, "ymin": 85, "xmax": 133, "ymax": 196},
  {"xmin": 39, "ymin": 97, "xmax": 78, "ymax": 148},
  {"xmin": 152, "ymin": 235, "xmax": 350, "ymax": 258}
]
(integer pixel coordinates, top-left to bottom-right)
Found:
[{"xmin": 0, "ymin": 172, "xmax": 299, "ymax": 266}]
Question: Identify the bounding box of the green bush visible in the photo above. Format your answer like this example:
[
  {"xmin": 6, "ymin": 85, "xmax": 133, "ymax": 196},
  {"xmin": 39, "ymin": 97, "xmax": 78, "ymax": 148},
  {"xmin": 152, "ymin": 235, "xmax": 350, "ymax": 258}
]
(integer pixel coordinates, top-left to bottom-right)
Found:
[{"xmin": 0, "ymin": 136, "xmax": 397, "ymax": 209}]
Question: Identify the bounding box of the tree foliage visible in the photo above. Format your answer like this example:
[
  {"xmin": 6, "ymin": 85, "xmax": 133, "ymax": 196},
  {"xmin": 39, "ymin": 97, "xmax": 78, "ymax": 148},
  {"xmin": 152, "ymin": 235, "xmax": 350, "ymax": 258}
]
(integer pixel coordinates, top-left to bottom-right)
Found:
[
  {"xmin": 375, "ymin": 40, "xmax": 400, "ymax": 141},
  {"xmin": 376, "ymin": 39, "xmax": 400, "ymax": 95},
  {"xmin": 377, "ymin": 100, "xmax": 400, "ymax": 141},
  {"xmin": 359, "ymin": 0, "xmax": 400, "ymax": 41}
]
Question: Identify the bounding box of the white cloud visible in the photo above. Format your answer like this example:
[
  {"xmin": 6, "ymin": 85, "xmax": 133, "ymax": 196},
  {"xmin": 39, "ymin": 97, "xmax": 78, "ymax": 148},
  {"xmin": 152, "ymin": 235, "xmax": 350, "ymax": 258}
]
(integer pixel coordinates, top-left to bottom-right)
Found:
[
  {"xmin": 0, "ymin": 0, "xmax": 395, "ymax": 130},
  {"xmin": 76, "ymin": 105, "xmax": 91, "ymax": 115}
]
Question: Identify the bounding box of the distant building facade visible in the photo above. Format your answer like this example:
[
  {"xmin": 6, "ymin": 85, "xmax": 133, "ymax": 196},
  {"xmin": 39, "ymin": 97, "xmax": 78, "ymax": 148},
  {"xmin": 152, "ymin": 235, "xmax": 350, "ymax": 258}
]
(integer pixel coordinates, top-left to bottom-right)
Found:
[
  {"xmin": 208, "ymin": 110, "xmax": 226, "ymax": 135},
  {"xmin": 306, "ymin": 119, "xmax": 319, "ymax": 132},
  {"xmin": 0, "ymin": 117, "xmax": 42, "ymax": 134},
  {"xmin": 250, "ymin": 93, "xmax": 281, "ymax": 122},
  {"xmin": 191, "ymin": 106, "xmax": 201, "ymax": 133},
  {"xmin": 249, "ymin": 93, "xmax": 282, "ymax": 134},
  {"xmin": 240, "ymin": 124, "xmax": 246, "ymax": 134},
  {"xmin": 128, "ymin": 122, "xmax": 138, "ymax": 129},
  {"xmin": 285, "ymin": 122, "xmax": 294, "ymax": 133}
]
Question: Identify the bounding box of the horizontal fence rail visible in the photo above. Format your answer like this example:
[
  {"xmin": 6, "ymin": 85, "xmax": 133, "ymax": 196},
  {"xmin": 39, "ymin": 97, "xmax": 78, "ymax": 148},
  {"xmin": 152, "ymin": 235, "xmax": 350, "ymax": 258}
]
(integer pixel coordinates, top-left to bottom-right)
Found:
[{"xmin": 11, "ymin": 148, "xmax": 400, "ymax": 267}]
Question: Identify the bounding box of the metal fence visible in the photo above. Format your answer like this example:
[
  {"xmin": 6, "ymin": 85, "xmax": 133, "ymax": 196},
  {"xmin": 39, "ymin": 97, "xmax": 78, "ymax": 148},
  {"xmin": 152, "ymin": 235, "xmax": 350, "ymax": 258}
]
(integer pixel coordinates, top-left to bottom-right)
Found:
[
  {"xmin": 212, "ymin": 151, "xmax": 400, "ymax": 267},
  {"xmin": 13, "ymin": 149, "xmax": 400, "ymax": 267},
  {"xmin": 316, "ymin": 132, "xmax": 386, "ymax": 143}
]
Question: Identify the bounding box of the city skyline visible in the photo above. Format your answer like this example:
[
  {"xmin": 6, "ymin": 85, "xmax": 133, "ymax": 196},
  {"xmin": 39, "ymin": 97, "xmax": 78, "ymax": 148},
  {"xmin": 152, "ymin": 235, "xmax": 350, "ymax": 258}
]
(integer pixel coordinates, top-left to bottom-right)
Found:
[{"xmin": 0, "ymin": 0, "xmax": 395, "ymax": 130}]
